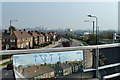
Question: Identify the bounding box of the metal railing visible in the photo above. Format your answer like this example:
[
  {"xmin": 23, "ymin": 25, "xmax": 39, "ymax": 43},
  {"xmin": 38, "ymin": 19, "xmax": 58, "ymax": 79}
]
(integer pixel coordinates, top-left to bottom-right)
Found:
[
  {"xmin": 1, "ymin": 43, "xmax": 120, "ymax": 55},
  {"xmin": 1, "ymin": 43, "xmax": 120, "ymax": 79}
]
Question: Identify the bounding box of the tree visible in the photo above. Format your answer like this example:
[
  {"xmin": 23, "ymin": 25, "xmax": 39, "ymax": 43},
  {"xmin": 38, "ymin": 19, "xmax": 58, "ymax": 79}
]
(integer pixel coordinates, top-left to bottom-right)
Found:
[{"xmin": 9, "ymin": 26, "xmax": 16, "ymax": 31}]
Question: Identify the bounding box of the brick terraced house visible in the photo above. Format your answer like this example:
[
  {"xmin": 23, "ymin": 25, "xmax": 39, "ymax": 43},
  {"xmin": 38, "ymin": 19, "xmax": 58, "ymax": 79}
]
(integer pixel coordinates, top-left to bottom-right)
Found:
[{"xmin": 2, "ymin": 29, "xmax": 33, "ymax": 49}]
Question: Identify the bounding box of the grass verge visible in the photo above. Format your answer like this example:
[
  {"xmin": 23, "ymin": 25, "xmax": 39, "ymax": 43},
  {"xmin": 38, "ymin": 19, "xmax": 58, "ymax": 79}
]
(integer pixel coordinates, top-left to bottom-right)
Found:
[{"xmin": 0, "ymin": 60, "xmax": 13, "ymax": 66}]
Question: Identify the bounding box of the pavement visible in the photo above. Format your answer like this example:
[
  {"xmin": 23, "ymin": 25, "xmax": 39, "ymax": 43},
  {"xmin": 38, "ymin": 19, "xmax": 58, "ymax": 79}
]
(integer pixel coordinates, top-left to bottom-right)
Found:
[
  {"xmin": 44, "ymin": 42, "xmax": 61, "ymax": 48},
  {"xmin": 0, "ymin": 58, "xmax": 12, "ymax": 64},
  {"xmin": 1, "ymin": 67, "xmax": 15, "ymax": 79}
]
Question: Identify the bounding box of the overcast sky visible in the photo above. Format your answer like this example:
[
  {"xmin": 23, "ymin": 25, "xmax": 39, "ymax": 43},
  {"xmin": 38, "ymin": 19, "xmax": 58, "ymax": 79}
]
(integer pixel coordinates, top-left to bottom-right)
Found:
[{"xmin": 2, "ymin": 2, "xmax": 118, "ymax": 30}]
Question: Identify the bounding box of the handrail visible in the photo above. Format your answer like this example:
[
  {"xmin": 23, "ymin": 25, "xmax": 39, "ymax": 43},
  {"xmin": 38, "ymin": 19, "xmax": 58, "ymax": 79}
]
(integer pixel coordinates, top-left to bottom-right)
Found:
[
  {"xmin": 0, "ymin": 43, "xmax": 120, "ymax": 55},
  {"xmin": 103, "ymin": 73, "xmax": 120, "ymax": 80},
  {"xmin": 83, "ymin": 63, "xmax": 120, "ymax": 72}
]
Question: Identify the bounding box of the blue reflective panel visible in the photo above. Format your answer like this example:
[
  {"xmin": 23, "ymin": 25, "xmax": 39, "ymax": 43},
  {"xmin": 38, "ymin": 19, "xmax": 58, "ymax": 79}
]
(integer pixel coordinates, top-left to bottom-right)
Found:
[{"xmin": 27, "ymin": 70, "xmax": 29, "ymax": 72}]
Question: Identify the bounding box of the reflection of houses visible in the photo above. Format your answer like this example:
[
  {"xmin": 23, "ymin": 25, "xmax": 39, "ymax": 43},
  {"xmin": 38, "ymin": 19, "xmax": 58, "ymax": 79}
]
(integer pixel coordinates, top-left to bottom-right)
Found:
[
  {"xmin": 54, "ymin": 62, "xmax": 72, "ymax": 77},
  {"xmin": 2, "ymin": 29, "xmax": 33, "ymax": 49},
  {"xmin": 61, "ymin": 62, "xmax": 72, "ymax": 76},
  {"xmin": 54, "ymin": 61, "xmax": 82, "ymax": 77},
  {"xmin": 54, "ymin": 62, "xmax": 63, "ymax": 77},
  {"xmin": 18, "ymin": 64, "xmax": 55, "ymax": 79},
  {"xmin": 69, "ymin": 62, "xmax": 79, "ymax": 73},
  {"xmin": 17, "ymin": 61, "xmax": 83, "ymax": 79}
]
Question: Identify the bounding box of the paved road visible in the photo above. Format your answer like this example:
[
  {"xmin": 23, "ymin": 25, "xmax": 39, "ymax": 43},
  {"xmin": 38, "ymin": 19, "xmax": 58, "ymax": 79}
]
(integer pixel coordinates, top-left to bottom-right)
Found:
[
  {"xmin": 1, "ymin": 67, "xmax": 15, "ymax": 80},
  {"xmin": 71, "ymin": 39, "xmax": 83, "ymax": 47},
  {"xmin": 54, "ymin": 39, "xmax": 83, "ymax": 48}
]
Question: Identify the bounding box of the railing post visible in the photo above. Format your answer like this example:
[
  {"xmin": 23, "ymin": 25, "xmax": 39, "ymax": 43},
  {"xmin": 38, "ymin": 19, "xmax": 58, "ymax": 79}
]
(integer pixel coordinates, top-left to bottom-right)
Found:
[
  {"xmin": 92, "ymin": 48, "xmax": 99, "ymax": 78},
  {"xmin": 95, "ymin": 48, "xmax": 99, "ymax": 78},
  {"xmin": 9, "ymin": 55, "xmax": 11, "ymax": 61},
  {"xmin": 83, "ymin": 50, "xmax": 86, "ymax": 69}
]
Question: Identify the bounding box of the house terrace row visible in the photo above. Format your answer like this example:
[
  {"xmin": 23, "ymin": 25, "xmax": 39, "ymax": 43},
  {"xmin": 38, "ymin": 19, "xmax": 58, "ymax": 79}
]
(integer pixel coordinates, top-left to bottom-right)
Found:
[{"xmin": 2, "ymin": 29, "xmax": 57, "ymax": 50}]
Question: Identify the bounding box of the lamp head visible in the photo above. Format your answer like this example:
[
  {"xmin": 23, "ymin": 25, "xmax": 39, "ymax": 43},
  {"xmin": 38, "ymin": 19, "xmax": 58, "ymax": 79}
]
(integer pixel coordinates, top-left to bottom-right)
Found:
[
  {"xmin": 88, "ymin": 15, "xmax": 92, "ymax": 17},
  {"xmin": 84, "ymin": 20, "xmax": 90, "ymax": 22}
]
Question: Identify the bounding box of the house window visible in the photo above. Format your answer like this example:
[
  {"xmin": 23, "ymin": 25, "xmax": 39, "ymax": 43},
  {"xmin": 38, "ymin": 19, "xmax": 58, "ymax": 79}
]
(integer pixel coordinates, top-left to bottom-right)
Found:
[
  {"xmin": 38, "ymin": 76, "xmax": 40, "ymax": 79},
  {"xmin": 43, "ymin": 74, "xmax": 45, "ymax": 78},
  {"xmin": 10, "ymin": 39, "xmax": 13, "ymax": 42},
  {"xmin": 37, "ymin": 67, "xmax": 39, "ymax": 69},
  {"xmin": 18, "ymin": 44, "xmax": 20, "ymax": 48},
  {"xmin": 59, "ymin": 70, "xmax": 61, "ymax": 73},
  {"xmin": 2, "ymin": 39, "xmax": 5, "ymax": 42},
  {"xmin": 18, "ymin": 39, "xmax": 19, "ymax": 42},
  {"xmin": 22, "ymin": 38, "xmax": 25, "ymax": 41},
  {"xmin": 46, "ymin": 73, "xmax": 48, "ymax": 77},
  {"xmin": 27, "ymin": 70, "xmax": 29, "ymax": 72},
  {"xmin": 13, "ymin": 39, "xmax": 15, "ymax": 42},
  {"xmin": 51, "ymin": 72, "xmax": 53, "ymax": 75},
  {"xmin": 6, "ymin": 39, "xmax": 9, "ymax": 42}
]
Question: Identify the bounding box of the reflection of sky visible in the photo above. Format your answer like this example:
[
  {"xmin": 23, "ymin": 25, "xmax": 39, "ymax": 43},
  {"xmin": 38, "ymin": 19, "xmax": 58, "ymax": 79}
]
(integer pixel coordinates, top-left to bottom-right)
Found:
[{"xmin": 13, "ymin": 50, "xmax": 83, "ymax": 67}]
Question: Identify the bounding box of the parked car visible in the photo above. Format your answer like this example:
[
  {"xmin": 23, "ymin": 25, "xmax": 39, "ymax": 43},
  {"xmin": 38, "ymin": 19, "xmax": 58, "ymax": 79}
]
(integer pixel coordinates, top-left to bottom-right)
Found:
[{"xmin": 7, "ymin": 62, "xmax": 13, "ymax": 69}]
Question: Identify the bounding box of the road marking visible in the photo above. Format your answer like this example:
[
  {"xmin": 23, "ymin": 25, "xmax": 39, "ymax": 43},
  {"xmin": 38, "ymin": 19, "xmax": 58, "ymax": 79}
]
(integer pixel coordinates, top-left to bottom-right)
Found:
[{"xmin": 5, "ymin": 73, "xmax": 8, "ymax": 76}]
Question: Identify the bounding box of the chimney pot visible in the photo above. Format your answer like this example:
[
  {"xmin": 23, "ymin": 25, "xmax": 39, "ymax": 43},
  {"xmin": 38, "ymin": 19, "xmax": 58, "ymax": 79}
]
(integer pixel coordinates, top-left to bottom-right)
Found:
[{"xmin": 5, "ymin": 30, "xmax": 8, "ymax": 33}]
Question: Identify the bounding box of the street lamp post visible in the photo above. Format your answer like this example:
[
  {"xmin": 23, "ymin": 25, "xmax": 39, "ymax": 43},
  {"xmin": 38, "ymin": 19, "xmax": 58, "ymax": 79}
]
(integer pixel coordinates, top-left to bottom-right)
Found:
[
  {"xmin": 9, "ymin": 20, "xmax": 18, "ymax": 49},
  {"xmin": 87, "ymin": 15, "xmax": 99, "ymax": 78},
  {"xmin": 88, "ymin": 15, "xmax": 98, "ymax": 45},
  {"xmin": 84, "ymin": 20, "xmax": 95, "ymax": 44},
  {"xmin": 93, "ymin": 21, "xmax": 95, "ymax": 44}
]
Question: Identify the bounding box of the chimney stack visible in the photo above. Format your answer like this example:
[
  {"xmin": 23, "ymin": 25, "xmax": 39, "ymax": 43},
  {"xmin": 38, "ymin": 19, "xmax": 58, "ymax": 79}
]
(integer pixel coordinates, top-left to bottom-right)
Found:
[
  {"xmin": 30, "ymin": 33, "xmax": 32, "ymax": 36},
  {"xmin": 35, "ymin": 30, "xmax": 37, "ymax": 33},
  {"xmin": 23, "ymin": 29, "xmax": 26, "ymax": 31},
  {"xmin": 28, "ymin": 31, "xmax": 30, "ymax": 33},
  {"xmin": 4, "ymin": 30, "xmax": 8, "ymax": 33}
]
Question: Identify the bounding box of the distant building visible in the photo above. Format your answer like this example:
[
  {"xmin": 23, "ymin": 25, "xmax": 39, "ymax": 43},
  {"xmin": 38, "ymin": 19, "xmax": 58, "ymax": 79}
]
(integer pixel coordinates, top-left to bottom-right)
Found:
[
  {"xmin": 67, "ymin": 29, "xmax": 73, "ymax": 32},
  {"xmin": 83, "ymin": 32, "xmax": 90, "ymax": 35}
]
